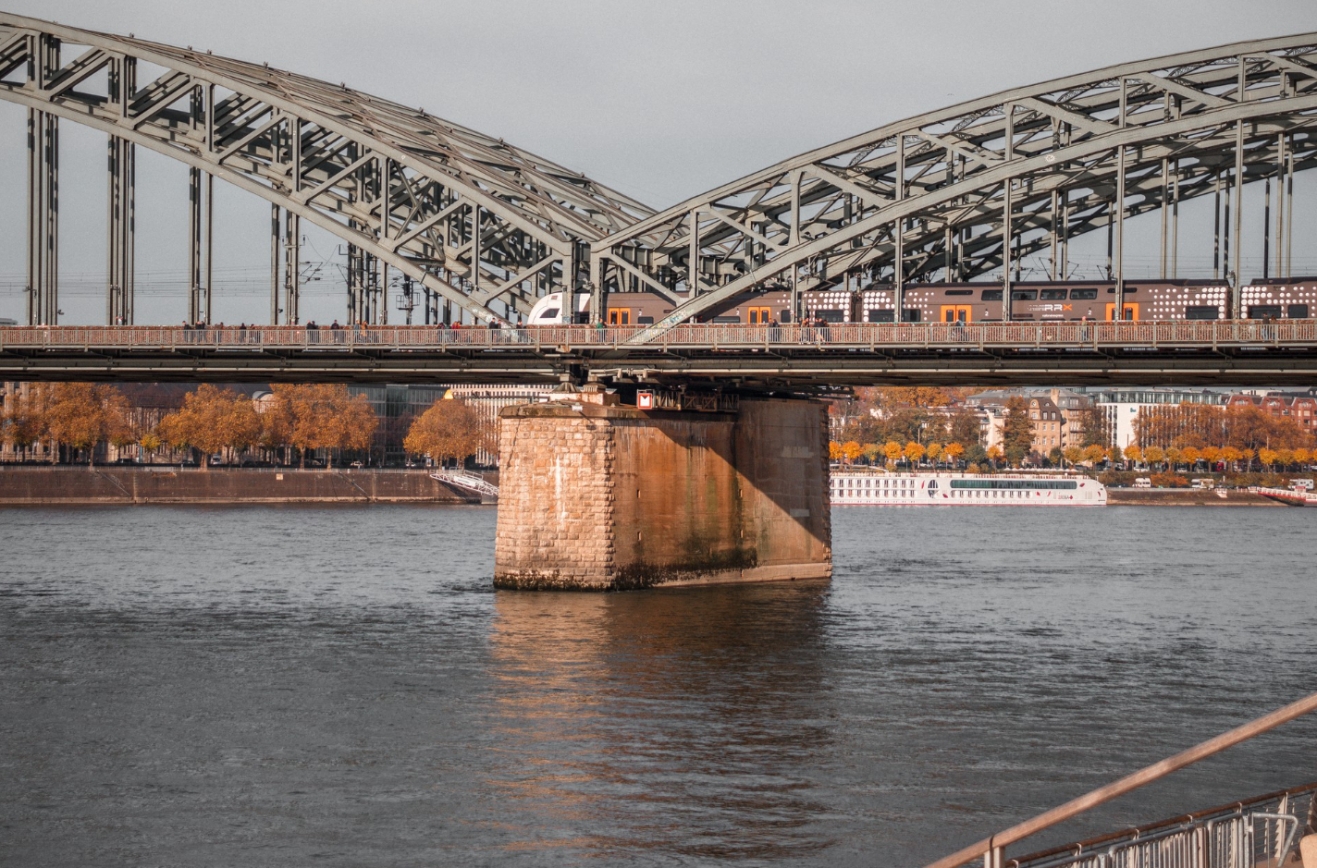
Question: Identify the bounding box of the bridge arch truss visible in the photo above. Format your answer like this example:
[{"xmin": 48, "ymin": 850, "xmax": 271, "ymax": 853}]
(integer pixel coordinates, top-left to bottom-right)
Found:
[
  {"xmin": 595, "ymin": 33, "xmax": 1317, "ymax": 330},
  {"xmin": 1, "ymin": 12, "xmax": 653, "ymax": 326}
]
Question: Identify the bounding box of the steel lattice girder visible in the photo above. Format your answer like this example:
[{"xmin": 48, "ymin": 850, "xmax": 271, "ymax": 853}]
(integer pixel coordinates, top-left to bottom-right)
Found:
[
  {"xmin": 0, "ymin": 13, "xmax": 654, "ymax": 322},
  {"xmin": 596, "ymin": 33, "xmax": 1317, "ymax": 332}
]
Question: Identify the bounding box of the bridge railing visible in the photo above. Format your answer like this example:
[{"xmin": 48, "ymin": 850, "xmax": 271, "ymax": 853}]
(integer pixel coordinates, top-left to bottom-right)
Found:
[{"xmin": 1, "ymin": 320, "xmax": 1314, "ymax": 350}]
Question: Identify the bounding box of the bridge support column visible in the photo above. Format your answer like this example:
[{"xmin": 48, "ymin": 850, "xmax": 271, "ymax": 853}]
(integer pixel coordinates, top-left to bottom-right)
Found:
[
  {"xmin": 494, "ymin": 394, "xmax": 832, "ymax": 591},
  {"xmin": 107, "ymin": 136, "xmax": 134, "ymax": 325},
  {"xmin": 26, "ymin": 107, "xmax": 58, "ymax": 326}
]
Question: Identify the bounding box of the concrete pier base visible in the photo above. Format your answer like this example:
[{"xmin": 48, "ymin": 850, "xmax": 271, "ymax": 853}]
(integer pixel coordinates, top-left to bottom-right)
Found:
[{"xmin": 494, "ymin": 393, "xmax": 831, "ymax": 590}]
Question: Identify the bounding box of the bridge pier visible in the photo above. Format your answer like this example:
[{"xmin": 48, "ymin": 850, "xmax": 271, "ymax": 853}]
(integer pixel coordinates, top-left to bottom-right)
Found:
[{"xmin": 493, "ymin": 392, "xmax": 832, "ymax": 591}]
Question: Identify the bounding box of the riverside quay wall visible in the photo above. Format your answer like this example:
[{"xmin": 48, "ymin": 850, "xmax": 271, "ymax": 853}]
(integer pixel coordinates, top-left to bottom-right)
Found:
[
  {"xmin": 0, "ymin": 467, "xmax": 478, "ymax": 504},
  {"xmin": 494, "ymin": 395, "xmax": 832, "ymax": 591}
]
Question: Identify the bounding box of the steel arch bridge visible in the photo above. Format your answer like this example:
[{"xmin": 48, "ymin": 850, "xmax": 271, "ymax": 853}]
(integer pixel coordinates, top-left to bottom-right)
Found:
[
  {"xmin": 595, "ymin": 32, "xmax": 1317, "ymax": 335},
  {"xmin": 0, "ymin": 12, "xmax": 653, "ymax": 327},
  {"xmin": 5, "ymin": 13, "xmax": 1317, "ymax": 341}
]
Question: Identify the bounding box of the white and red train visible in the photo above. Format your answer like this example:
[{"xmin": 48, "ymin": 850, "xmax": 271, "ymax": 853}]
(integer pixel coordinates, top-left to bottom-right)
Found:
[{"xmin": 525, "ymin": 278, "xmax": 1317, "ymax": 325}]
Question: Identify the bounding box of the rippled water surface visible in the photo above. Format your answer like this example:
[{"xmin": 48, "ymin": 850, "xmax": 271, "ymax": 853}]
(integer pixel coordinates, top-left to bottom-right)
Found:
[{"xmin": 1, "ymin": 505, "xmax": 1314, "ymax": 867}]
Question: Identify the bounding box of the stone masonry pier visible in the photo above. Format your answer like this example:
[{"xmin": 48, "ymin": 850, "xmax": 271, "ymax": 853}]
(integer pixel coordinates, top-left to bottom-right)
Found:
[{"xmin": 494, "ymin": 393, "xmax": 831, "ymax": 590}]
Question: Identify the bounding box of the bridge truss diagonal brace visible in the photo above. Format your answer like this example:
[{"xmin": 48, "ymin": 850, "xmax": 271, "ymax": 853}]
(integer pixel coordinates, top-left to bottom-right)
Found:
[{"xmin": 624, "ymin": 90, "xmax": 1317, "ymax": 341}]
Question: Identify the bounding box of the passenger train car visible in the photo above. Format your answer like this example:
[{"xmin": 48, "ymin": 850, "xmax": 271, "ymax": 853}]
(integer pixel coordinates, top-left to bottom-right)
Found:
[
  {"xmin": 831, "ymin": 472, "xmax": 1108, "ymax": 506},
  {"xmin": 522, "ymin": 278, "xmax": 1317, "ymax": 326}
]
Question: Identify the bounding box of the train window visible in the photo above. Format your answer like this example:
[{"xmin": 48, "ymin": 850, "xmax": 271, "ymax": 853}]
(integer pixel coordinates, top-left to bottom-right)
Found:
[
  {"xmin": 1040, "ymin": 289, "xmax": 1068, "ymax": 300},
  {"xmin": 1070, "ymin": 289, "xmax": 1098, "ymax": 300},
  {"xmin": 946, "ymin": 289, "xmax": 974, "ymax": 296},
  {"xmin": 1105, "ymin": 287, "xmax": 1139, "ymax": 293},
  {"xmin": 712, "ymin": 315, "xmax": 740, "ymax": 323},
  {"xmin": 1289, "ymin": 305, "xmax": 1309, "ymax": 318},
  {"xmin": 981, "ymin": 289, "xmax": 1003, "ymax": 301},
  {"xmin": 779, "ymin": 310, "xmax": 792, "ymax": 324},
  {"xmin": 868, "ymin": 309, "xmax": 895, "ymax": 322},
  {"xmin": 607, "ymin": 308, "xmax": 632, "ymax": 325},
  {"xmin": 1248, "ymin": 305, "xmax": 1283, "ymax": 319},
  {"xmin": 637, "ymin": 316, "xmax": 655, "ymax": 325},
  {"xmin": 1012, "ymin": 290, "xmax": 1038, "ymax": 300},
  {"xmin": 901, "ymin": 309, "xmax": 922, "ymax": 323},
  {"xmin": 1185, "ymin": 306, "xmax": 1220, "ymax": 320},
  {"xmin": 541, "ymin": 308, "xmax": 560, "ymax": 319},
  {"xmin": 818, "ymin": 310, "xmax": 845, "ymax": 323}
]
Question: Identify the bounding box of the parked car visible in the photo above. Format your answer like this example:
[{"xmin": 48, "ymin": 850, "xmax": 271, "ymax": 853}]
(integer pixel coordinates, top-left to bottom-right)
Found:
[{"xmin": 1133, "ymin": 477, "xmax": 1152, "ymax": 488}]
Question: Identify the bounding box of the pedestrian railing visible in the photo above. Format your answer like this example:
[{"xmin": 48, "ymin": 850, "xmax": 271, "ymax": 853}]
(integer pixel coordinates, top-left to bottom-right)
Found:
[
  {"xmin": 0, "ymin": 320, "xmax": 1313, "ymax": 352},
  {"xmin": 999, "ymin": 784, "xmax": 1313, "ymax": 868},
  {"xmin": 430, "ymin": 470, "xmax": 499, "ymax": 498},
  {"xmin": 1251, "ymin": 486, "xmax": 1317, "ymax": 505},
  {"xmin": 925, "ymin": 691, "xmax": 1317, "ymax": 868}
]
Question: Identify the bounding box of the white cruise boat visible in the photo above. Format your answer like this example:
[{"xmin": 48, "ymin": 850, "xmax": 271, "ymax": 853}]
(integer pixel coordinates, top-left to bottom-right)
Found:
[{"xmin": 830, "ymin": 471, "xmax": 1107, "ymax": 506}]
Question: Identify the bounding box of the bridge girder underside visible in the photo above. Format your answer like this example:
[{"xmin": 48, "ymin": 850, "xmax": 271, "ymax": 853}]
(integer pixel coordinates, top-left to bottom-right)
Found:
[
  {"xmin": 597, "ymin": 34, "xmax": 1317, "ymax": 329},
  {"xmin": 0, "ymin": 13, "xmax": 654, "ymax": 325}
]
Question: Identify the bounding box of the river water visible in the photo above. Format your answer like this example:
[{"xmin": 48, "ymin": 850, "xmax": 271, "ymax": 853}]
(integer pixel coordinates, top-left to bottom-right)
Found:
[{"xmin": 1, "ymin": 505, "xmax": 1314, "ymax": 867}]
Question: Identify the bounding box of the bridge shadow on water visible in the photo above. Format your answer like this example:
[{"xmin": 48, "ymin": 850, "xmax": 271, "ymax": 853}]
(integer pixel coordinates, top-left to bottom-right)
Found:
[{"xmin": 486, "ymin": 580, "xmax": 835, "ymax": 861}]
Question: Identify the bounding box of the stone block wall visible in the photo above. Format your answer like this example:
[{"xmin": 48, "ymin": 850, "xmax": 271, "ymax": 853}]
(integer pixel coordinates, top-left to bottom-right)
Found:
[{"xmin": 493, "ymin": 396, "xmax": 830, "ymax": 591}]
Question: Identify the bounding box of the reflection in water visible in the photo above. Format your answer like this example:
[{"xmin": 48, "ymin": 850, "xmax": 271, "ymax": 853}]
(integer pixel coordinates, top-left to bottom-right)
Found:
[{"xmin": 488, "ymin": 582, "xmax": 833, "ymax": 860}]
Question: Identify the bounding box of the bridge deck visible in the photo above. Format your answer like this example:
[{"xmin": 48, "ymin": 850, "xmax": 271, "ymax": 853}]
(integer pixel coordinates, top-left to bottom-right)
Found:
[{"xmin": 2, "ymin": 322, "xmax": 1315, "ymax": 387}]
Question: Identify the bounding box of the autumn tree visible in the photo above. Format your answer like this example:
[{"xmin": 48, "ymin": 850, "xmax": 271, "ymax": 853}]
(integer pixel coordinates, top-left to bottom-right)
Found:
[
  {"xmin": 157, "ymin": 385, "xmax": 262, "ymax": 470},
  {"xmin": 925, "ymin": 442, "xmax": 943, "ymax": 465},
  {"xmin": 1078, "ymin": 405, "xmax": 1113, "ymax": 448},
  {"xmin": 904, "ymin": 441, "xmax": 925, "ymax": 466},
  {"xmin": 841, "ymin": 440, "xmax": 863, "ymax": 463},
  {"xmin": 1000, "ymin": 396, "xmax": 1034, "ymax": 467},
  {"xmin": 2, "ymin": 384, "xmax": 51, "ymax": 462},
  {"xmin": 828, "ymin": 441, "xmax": 844, "ymax": 462},
  {"xmin": 404, "ymin": 397, "xmax": 489, "ymax": 467},
  {"xmin": 943, "ymin": 442, "xmax": 965, "ymax": 466},
  {"xmin": 947, "ymin": 408, "xmax": 983, "ymax": 448},
  {"xmin": 1062, "ymin": 446, "xmax": 1084, "ymax": 468},
  {"xmin": 261, "ymin": 384, "xmax": 379, "ymax": 468},
  {"xmin": 41, "ymin": 383, "xmax": 135, "ymax": 466},
  {"xmin": 882, "ymin": 440, "xmax": 903, "ymax": 466}
]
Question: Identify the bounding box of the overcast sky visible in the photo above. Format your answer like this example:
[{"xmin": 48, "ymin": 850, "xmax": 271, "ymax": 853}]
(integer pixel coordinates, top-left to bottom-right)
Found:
[{"xmin": 2, "ymin": 0, "xmax": 1316, "ymax": 323}]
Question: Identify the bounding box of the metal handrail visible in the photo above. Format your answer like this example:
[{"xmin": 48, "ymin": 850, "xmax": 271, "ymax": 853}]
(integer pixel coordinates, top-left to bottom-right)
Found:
[
  {"xmin": 0, "ymin": 320, "xmax": 1313, "ymax": 351},
  {"xmin": 1005, "ymin": 781, "xmax": 1317, "ymax": 867},
  {"xmin": 924, "ymin": 690, "xmax": 1317, "ymax": 868}
]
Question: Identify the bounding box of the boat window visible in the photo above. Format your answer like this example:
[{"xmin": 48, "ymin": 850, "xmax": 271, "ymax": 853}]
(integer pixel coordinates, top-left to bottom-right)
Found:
[{"xmin": 949, "ymin": 479, "xmax": 1078, "ymax": 490}]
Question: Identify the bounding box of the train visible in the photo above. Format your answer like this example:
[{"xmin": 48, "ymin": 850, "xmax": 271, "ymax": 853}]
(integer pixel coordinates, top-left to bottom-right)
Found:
[{"xmin": 523, "ymin": 278, "xmax": 1317, "ymax": 325}]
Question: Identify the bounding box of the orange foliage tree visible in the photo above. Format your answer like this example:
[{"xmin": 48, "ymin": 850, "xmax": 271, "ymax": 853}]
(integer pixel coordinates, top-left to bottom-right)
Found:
[
  {"xmin": 261, "ymin": 385, "xmax": 379, "ymax": 468},
  {"xmin": 158, "ymin": 385, "xmax": 262, "ymax": 470},
  {"xmin": 40, "ymin": 383, "xmax": 135, "ymax": 466},
  {"xmin": 404, "ymin": 397, "xmax": 488, "ymax": 467}
]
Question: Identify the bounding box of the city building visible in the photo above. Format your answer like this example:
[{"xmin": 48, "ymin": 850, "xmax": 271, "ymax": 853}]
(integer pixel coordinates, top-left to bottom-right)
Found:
[
  {"xmin": 1085, "ymin": 388, "xmax": 1228, "ymax": 449},
  {"xmin": 1226, "ymin": 392, "xmax": 1317, "ymax": 432}
]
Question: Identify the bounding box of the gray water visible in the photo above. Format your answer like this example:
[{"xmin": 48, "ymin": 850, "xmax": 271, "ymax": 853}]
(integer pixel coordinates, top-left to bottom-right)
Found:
[{"xmin": 1, "ymin": 505, "xmax": 1314, "ymax": 867}]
